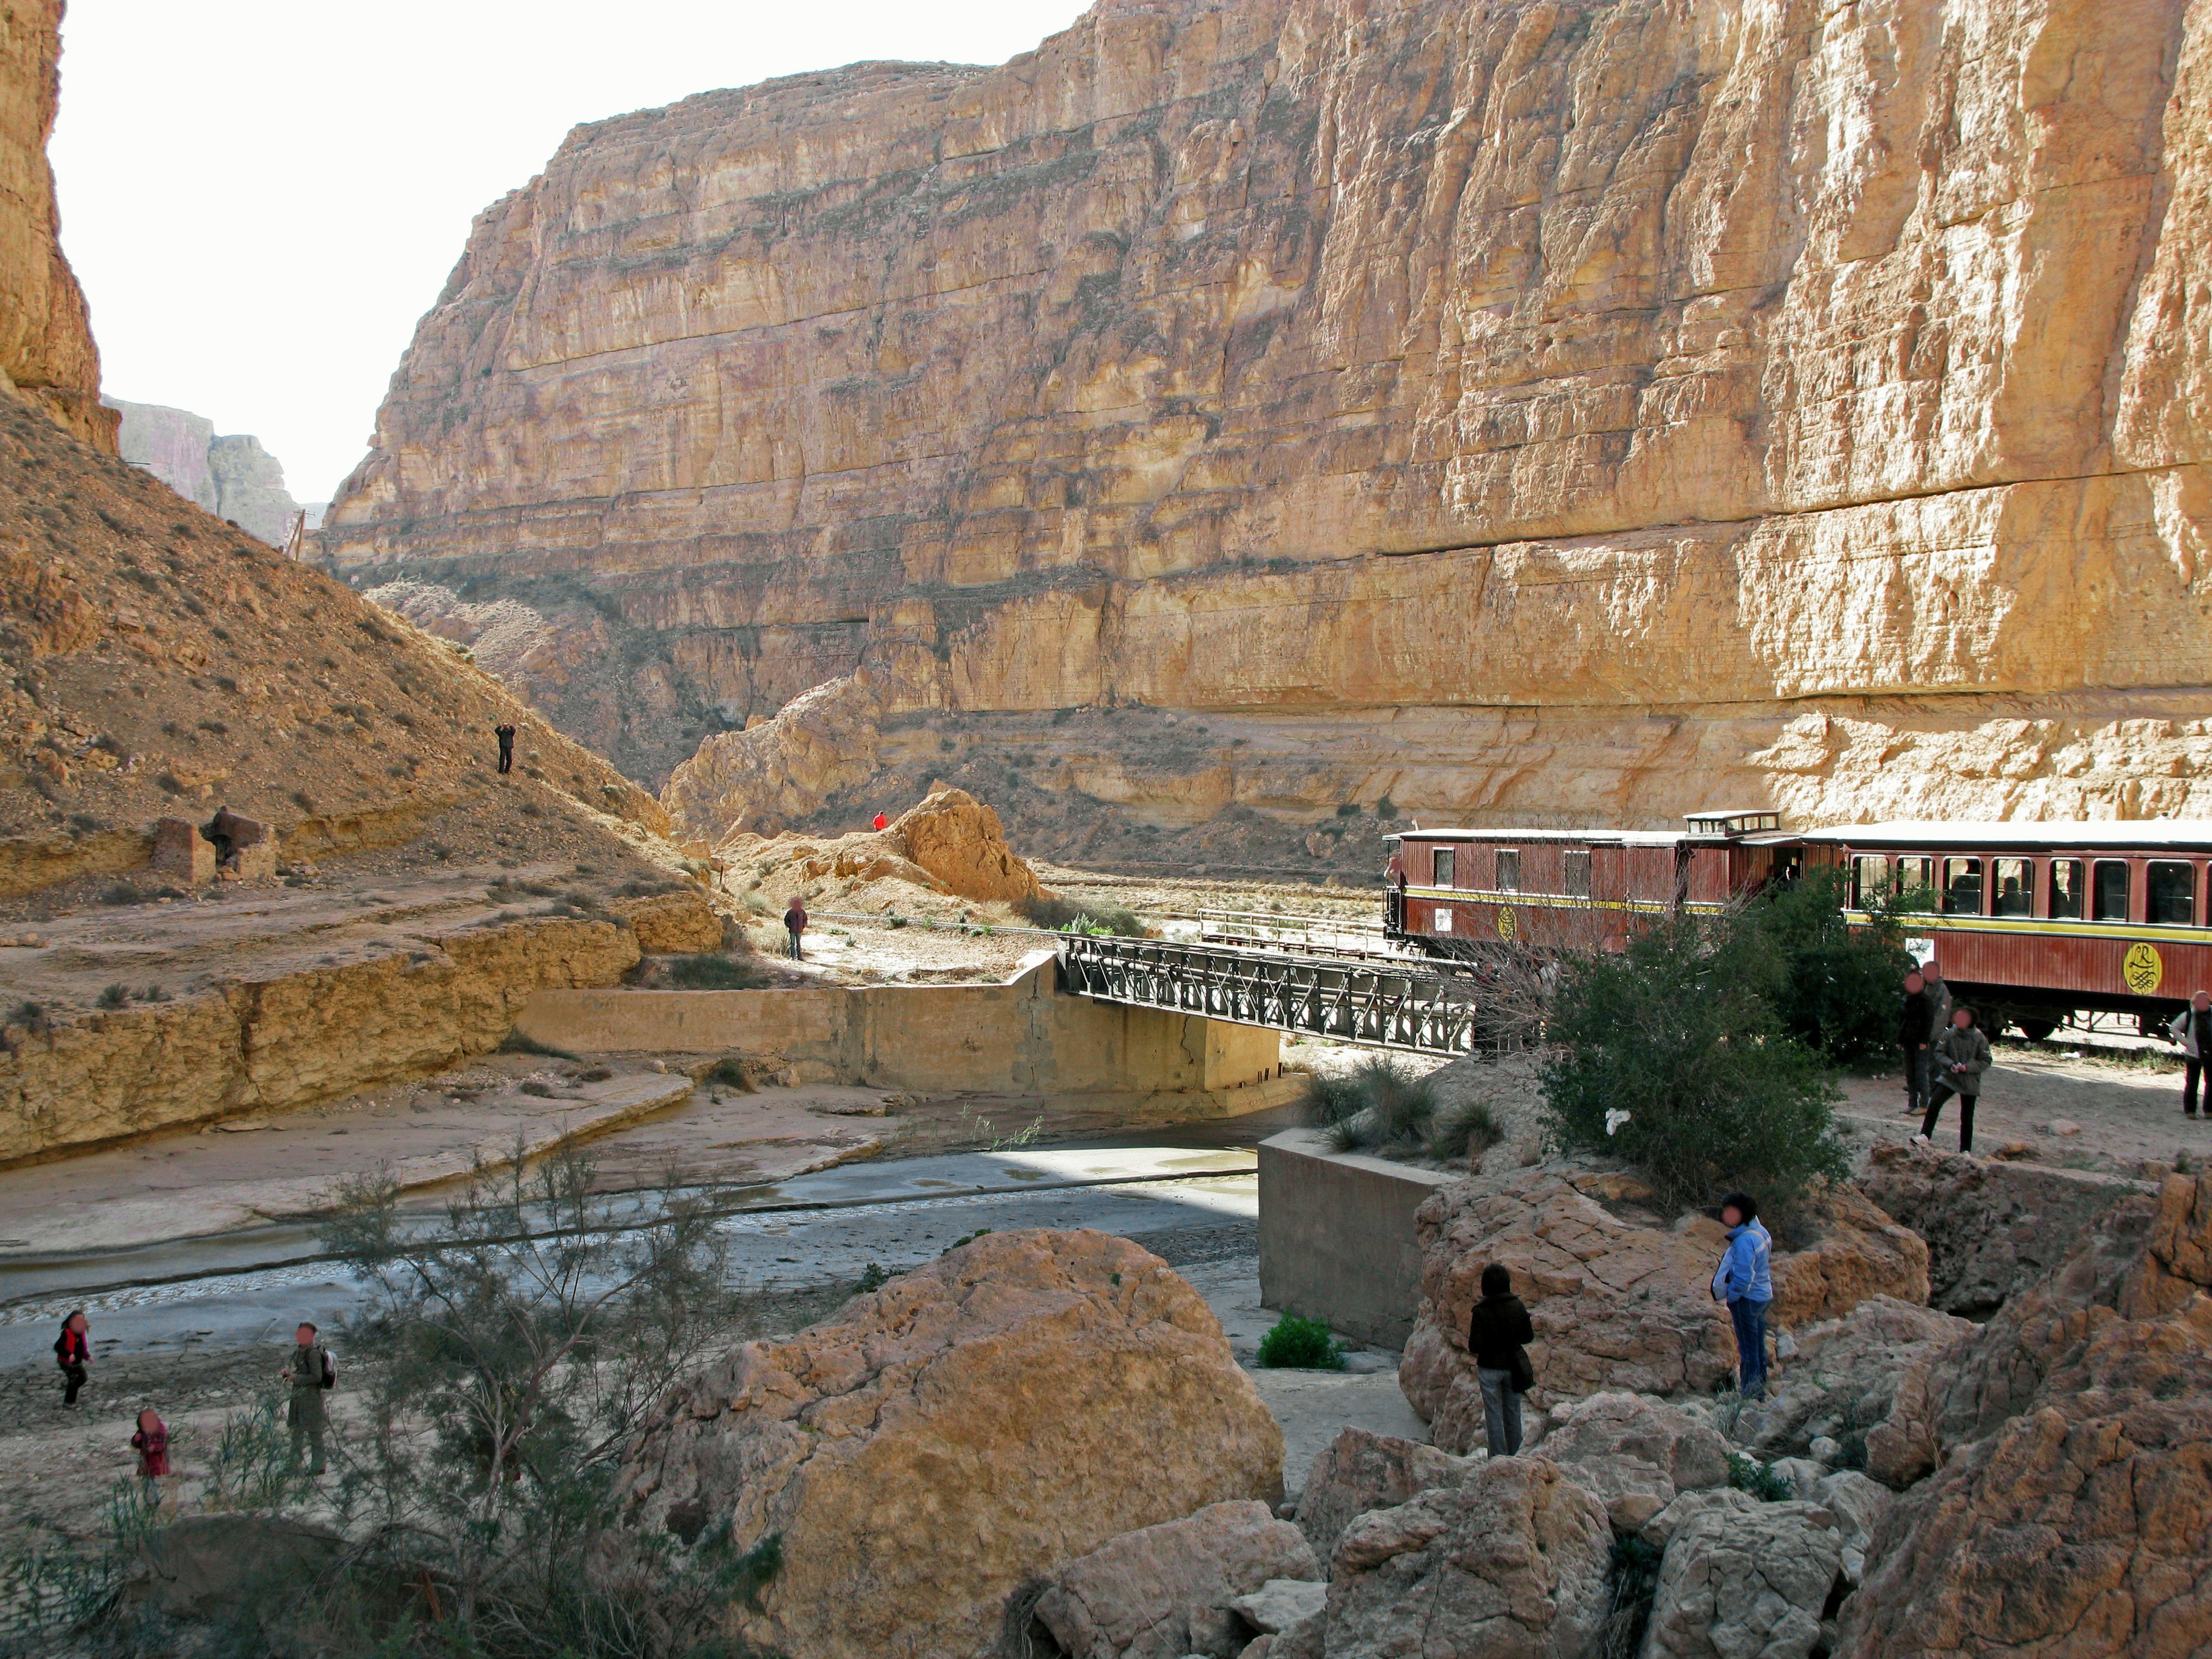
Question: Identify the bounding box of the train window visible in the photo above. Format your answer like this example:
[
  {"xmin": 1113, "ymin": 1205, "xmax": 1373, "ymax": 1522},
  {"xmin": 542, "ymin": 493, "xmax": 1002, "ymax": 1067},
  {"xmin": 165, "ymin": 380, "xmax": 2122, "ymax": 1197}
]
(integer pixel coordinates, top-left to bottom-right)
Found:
[
  {"xmin": 1993, "ymin": 858, "xmax": 2032, "ymax": 917},
  {"xmin": 2148, "ymin": 861, "xmax": 2196, "ymax": 926},
  {"xmin": 1896, "ymin": 857, "xmax": 1934, "ymax": 902},
  {"xmin": 1563, "ymin": 850, "xmax": 1591, "ymax": 897},
  {"xmin": 2050, "ymin": 859, "xmax": 2083, "ymax": 919},
  {"xmin": 1433, "ymin": 849, "xmax": 1455, "ymax": 888},
  {"xmin": 2093, "ymin": 859, "xmax": 2130, "ymax": 922},
  {"xmin": 1941, "ymin": 857, "xmax": 1984, "ymax": 915},
  {"xmin": 1496, "ymin": 850, "xmax": 1521, "ymax": 892},
  {"xmin": 1851, "ymin": 855, "xmax": 1889, "ymax": 907}
]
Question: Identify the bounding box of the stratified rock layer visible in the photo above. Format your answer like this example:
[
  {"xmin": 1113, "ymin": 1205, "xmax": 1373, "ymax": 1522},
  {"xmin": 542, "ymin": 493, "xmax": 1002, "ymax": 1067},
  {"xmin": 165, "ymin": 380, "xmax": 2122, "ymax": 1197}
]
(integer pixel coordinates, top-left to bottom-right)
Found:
[
  {"xmin": 612, "ymin": 1229, "xmax": 1284, "ymax": 1659},
  {"xmin": 322, "ymin": 0, "xmax": 2212, "ymax": 846},
  {"xmin": 105, "ymin": 399, "xmax": 307, "ymax": 546},
  {"xmin": 0, "ymin": 0, "xmax": 111, "ymax": 449}
]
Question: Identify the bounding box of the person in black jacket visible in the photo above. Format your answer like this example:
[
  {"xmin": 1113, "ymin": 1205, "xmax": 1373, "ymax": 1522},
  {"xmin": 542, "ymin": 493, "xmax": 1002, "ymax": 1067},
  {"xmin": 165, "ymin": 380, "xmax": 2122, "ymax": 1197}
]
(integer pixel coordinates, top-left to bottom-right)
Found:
[
  {"xmin": 1467, "ymin": 1263, "xmax": 1535, "ymax": 1456},
  {"xmin": 1899, "ymin": 969, "xmax": 1935, "ymax": 1118},
  {"xmin": 54, "ymin": 1310, "xmax": 91, "ymax": 1406}
]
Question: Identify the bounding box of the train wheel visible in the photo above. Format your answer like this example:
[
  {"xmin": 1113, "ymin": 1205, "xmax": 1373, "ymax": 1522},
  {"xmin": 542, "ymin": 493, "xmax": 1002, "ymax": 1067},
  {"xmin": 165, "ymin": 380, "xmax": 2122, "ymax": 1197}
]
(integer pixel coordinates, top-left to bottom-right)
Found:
[{"xmin": 2018, "ymin": 1018, "xmax": 2056, "ymax": 1044}]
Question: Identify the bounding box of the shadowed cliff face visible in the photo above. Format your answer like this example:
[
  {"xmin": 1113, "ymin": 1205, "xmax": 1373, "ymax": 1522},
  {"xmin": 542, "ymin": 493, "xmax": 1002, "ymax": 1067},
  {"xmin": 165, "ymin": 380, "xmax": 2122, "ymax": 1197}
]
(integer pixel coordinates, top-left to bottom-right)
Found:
[{"xmin": 320, "ymin": 0, "xmax": 2212, "ymax": 861}]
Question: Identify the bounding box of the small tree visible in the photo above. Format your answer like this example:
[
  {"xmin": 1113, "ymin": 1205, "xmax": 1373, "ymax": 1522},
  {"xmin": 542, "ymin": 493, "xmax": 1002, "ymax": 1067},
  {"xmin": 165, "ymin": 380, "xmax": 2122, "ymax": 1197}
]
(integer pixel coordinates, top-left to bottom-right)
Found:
[
  {"xmin": 1748, "ymin": 868, "xmax": 1914, "ymax": 1065},
  {"xmin": 1541, "ymin": 912, "xmax": 1847, "ymax": 1210}
]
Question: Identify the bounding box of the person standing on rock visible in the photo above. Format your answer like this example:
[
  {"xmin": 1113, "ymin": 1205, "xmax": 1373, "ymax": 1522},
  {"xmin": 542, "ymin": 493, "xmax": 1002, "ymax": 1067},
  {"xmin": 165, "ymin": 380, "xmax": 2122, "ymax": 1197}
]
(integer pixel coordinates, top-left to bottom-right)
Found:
[
  {"xmin": 281, "ymin": 1321, "xmax": 334, "ymax": 1475},
  {"xmin": 494, "ymin": 722, "xmax": 517, "ymax": 775},
  {"xmin": 1918, "ymin": 1006, "xmax": 1991, "ymax": 1153},
  {"xmin": 2166, "ymin": 990, "xmax": 2212, "ymax": 1119},
  {"xmin": 1899, "ymin": 969, "xmax": 1936, "ymax": 1118},
  {"xmin": 54, "ymin": 1309, "xmax": 91, "ymax": 1406},
  {"xmin": 783, "ymin": 897, "xmax": 808, "ymax": 961},
  {"xmin": 1467, "ymin": 1263, "xmax": 1535, "ymax": 1457},
  {"xmin": 1710, "ymin": 1194, "xmax": 1772, "ymax": 1401}
]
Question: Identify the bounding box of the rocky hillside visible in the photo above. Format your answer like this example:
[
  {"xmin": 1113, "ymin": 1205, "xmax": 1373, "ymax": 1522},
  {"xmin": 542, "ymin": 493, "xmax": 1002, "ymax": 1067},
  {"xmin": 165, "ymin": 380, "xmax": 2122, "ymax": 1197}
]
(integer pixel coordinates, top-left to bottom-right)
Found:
[
  {"xmin": 0, "ymin": 0, "xmax": 110, "ymax": 450},
  {"xmin": 106, "ymin": 397, "xmax": 306, "ymax": 546},
  {"xmin": 320, "ymin": 0, "xmax": 2212, "ymax": 861}
]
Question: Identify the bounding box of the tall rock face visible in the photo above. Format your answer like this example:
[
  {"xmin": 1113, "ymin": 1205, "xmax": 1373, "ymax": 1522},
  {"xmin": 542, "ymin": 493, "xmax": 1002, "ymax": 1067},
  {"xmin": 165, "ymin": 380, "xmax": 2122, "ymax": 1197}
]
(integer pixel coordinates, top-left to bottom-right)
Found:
[
  {"xmin": 0, "ymin": 0, "xmax": 113, "ymax": 452},
  {"xmin": 105, "ymin": 398, "xmax": 306, "ymax": 546},
  {"xmin": 320, "ymin": 0, "xmax": 2212, "ymax": 855}
]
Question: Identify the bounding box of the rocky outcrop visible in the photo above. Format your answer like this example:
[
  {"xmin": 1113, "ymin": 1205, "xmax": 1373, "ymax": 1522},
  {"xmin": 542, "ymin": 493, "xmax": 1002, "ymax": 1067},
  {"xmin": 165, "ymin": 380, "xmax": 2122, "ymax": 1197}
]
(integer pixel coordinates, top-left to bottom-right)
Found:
[
  {"xmin": 1401, "ymin": 1164, "xmax": 1926, "ymax": 1452},
  {"xmin": 1291, "ymin": 1428, "xmax": 1472, "ymax": 1558},
  {"xmin": 1857, "ymin": 1138, "xmax": 2150, "ymax": 1316},
  {"xmin": 1838, "ymin": 1174, "xmax": 2212, "ymax": 1657},
  {"xmin": 0, "ymin": 0, "xmax": 112, "ymax": 449},
  {"xmin": 891, "ymin": 787, "xmax": 1043, "ymax": 902},
  {"xmin": 1324, "ymin": 1456, "xmax": 1613, "ymax": 1659},
  {"xmin": 613, "ymin": 1229, "xmax": 1284, "ymax": 1659},
  {"xmin": 1032, "ymin": 1500, "xmax": 1320, "ymax": 1659},
  {"xmin": 322, "ymin": 0, "xmax": 2212, "ymax": 851},
  {"xmin": 1734, "ymin": 1296, "xmax": 1976, "ymax": 1468},
  {"xmin": 104, "ymin": 400, "xmax": 308, "ymax": 546},
  {"xmin": 1639, "ymin": 1500, "xmax": 1845, "ymax": 1659},
  {"xmin": 1532, "ymin": 1392, "xmax": 1733, "ymax": 1534},
  {"xmin": 715, "ymin": 785, "xmax": 1044, "ymax": 908}
]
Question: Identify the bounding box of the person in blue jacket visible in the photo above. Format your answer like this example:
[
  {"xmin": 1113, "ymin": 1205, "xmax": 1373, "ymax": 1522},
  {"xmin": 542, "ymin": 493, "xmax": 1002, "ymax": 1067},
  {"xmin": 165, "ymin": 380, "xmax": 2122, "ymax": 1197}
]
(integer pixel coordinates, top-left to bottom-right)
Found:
[{"xmin": 1710, "ymin": 1191, "xmax": 1773, "ymax": 1400}]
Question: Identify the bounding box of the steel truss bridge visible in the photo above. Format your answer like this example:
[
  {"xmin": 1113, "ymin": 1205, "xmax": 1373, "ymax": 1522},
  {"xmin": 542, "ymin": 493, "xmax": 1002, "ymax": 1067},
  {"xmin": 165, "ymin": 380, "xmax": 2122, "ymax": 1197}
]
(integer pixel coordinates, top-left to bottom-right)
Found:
[{"xmin": 1056, "ymin": 934, "xmax": 1529, "ymax": 1058}]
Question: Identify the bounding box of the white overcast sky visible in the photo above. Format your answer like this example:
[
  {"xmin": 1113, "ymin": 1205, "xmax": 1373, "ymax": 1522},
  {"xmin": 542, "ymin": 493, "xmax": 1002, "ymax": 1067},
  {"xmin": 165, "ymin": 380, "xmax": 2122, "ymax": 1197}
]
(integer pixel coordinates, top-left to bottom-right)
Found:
[{"xmin": 50, "ymin": 1, "xmax": 1090, "ymax": 505}]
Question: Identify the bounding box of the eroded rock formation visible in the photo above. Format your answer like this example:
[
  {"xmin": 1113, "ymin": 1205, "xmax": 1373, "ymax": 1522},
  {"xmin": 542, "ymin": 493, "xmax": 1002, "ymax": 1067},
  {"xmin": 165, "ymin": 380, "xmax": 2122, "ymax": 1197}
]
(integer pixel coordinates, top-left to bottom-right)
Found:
[
  {"xmin": 320, "ymin": 0, "xmax": 2212, "ymax": 854},
  {"xmin": 105, "ymin": 398, "xmax": 306, "ymax": 546},
  {"xmin": 0, "ymin": 0, "xmax": 110, "ymax": 449}
]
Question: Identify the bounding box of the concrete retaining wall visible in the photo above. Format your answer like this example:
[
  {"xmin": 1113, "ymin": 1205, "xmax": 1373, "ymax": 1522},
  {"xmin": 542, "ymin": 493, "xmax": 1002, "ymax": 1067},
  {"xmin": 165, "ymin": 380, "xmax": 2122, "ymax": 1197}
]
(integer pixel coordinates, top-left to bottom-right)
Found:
[
  {"xmin": 1258, "ymin": 1127, "xmax": 1457, "ymax": 1349},
  {"xmin": 512, "ymin": 950, "xmax": 1286, "ymax": 1104}
]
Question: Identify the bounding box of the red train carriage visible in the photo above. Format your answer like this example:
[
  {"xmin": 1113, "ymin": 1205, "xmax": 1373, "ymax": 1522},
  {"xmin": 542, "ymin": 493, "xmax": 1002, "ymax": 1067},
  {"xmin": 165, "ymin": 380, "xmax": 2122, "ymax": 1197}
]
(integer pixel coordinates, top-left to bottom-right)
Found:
[
  {"xmin": 1384, "ymin": 813, "xmax": 2212, "ymax": 1037},
  {"xmin": 1803, "ymin": 821, "xmax": 2212, "ymax": 1039}
]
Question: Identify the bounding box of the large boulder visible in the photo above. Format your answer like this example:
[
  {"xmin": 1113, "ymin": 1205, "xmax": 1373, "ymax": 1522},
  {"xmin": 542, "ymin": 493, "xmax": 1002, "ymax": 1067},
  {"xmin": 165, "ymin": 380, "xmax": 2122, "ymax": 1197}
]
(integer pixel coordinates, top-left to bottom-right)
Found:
[
  {"xmin": 1733, "ymin": 1296, "xmax": 1976, "ymax": 1466},
  {"xmin": 1533, "ymin": 1392, "xmax": 1733, "ymax": 1533},
  {"xmin": 1325, "ymin": 1457, "xmax": 1614, "ymax": 1659},
  {"xmin": 1403, "ymin": 1165, "xmax": 1926, "ymax": 1452},
  {"xmin": 1638, "ymin": 1499, "xmax": 1845, "ymax": 1659},
  {"xmin": 1856, "ymin": 1139, "xmax": 2150, "ymax": 1315},
  {"xmin": 1293, "ymin": 1427, "xmax": 1474, "ymax": 1556},
  {"xmin": 1837, "ymin": 1175, "xmax": 2212, "ymax": 1658},
  {"xmin": 1031, "ymin": 1500, "xmax": 1320, "ymax": 1659},
  {"xmin": 613, "ymin": 1229, "xmax": 1283, "ymax": 1659},
  {"xmin": 892, "ymin": 787, "xmax": 1043, "ymax": 902}
]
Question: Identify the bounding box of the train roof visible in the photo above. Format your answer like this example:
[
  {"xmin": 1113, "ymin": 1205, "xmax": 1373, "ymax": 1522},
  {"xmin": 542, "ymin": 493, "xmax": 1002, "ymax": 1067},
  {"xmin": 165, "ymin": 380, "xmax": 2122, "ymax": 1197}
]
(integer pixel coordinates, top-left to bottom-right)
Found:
[
  {"xmin": 1804, "ymin": 820, "xmax": 2212, "ymax": 850},
  {"xmin": 1393, "ymin": 827, "xmax": 1703, "ymax": 846}
]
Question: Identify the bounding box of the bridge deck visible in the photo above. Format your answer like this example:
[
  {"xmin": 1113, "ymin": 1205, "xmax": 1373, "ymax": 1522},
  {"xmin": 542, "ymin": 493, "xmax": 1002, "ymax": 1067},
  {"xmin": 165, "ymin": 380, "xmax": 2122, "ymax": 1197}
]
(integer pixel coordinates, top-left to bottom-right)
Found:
[{"xmin": 1056, "ymin": 935, "xmax": 1525, "ymax": 1058}]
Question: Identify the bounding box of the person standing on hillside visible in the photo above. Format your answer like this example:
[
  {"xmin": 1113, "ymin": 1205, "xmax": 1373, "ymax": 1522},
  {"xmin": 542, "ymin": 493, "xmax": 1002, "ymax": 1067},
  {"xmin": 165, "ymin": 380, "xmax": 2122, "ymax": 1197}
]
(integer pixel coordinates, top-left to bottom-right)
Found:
[
  {"xmin": 54, "ymin": 1310, "xmax": 91, "ymax": 1406},
  {"xmin": 1710, "ymin": 1194, "xmax": 1773, "ymax": 1401},
  {"xmin": 281, "ymin": 1321, "xmax": 334, "ymax": 1475},
  {"xmin": 1899, "ymin": 969, "xmax": 1936, "ymax": 1118},
  {"xmin": 493, "ymin": 722, "xmax": 517, "ymax": 775},
  {"xmin": 1918, "ymin": 1006, "xmax": 1992, "ymax": 1153},
  {"xmin": 783, "ymin": 897, "xmax": 808, "ymax": 961},
  {"xmin": 2167, "ymin": 990, "xmax": 2212, "ymax": 1119},
  {"xmin": 1467, "ymin": 1263, "xmax": 1535, "ymax": 1457},
  {"xmin": 131, "ymin": 1407, "xmax": 172, "ymax": 1504}
]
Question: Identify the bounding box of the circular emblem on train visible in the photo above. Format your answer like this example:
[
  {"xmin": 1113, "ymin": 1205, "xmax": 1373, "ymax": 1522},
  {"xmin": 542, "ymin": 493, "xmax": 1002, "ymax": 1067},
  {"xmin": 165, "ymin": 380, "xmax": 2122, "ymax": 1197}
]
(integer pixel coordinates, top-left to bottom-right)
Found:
[
  {"xmin": 1495, "ymin": 906, "xmax": 1519, "ymax": 943},
  {"xmin": 2123, "ymin": 941, "xmax": 2164, "ymax": 995}
]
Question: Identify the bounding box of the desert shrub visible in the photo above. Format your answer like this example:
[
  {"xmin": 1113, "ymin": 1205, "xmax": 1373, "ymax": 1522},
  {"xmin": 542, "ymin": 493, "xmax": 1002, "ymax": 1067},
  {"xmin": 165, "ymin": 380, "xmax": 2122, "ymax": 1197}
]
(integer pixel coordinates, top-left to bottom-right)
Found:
[
  {"xmin": 1016, "ymin": 893, "xmax": 1146, "ymax": 936},
  {"xmin": 1426, "ymin": 1097, "xmax": 1502, "ymax": 1162},
  {"xmin": 705, "ymin": 1055, "xmax": 756, "ymax": 1092},
  {"xmin": 1749, "ymin": 868, "xmax": 1915, "ymax": 1064},
  {"xmin": 1727, "ymin": 1452, "xmax": 1794, "ymax": 1502},
  {"xmin": 96, "ymin": 983, "xmax": 128, "ymax": 1009},
  {"xmin": 1542, "ymin": 913, "xmax": 1847, "ymax": 1211},
  {"xmin": 1596, "ymin": 1537, "xmax": 1664, "ymax": 1659},
  {"xmin": 1256, "ymin": 1315, "xmax": 1346, "ymax": 1370},
  {"xmin": 661, "ymin": 952, "xmax": 766, "ymax": 990},
  {"xmin": 1305, "ymin": 1056, "xmax": 1440, "ymax": 1153},
  {"xmin": 519, "ymin": 1080, "xmax": 556, "ymax": 1099}
]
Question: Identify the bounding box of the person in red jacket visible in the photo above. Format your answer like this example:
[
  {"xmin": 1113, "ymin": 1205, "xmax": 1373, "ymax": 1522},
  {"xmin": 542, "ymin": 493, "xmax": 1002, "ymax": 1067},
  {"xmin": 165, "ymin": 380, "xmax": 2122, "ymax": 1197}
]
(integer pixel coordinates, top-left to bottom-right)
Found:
[
  {"xmin": 872, "ymin": 812, "xmax": 889, "ymax": 831},
  {"xmin": 132, "ymin": 1407, "xmax": 171, "ymax": 1501},
  {"xmin": 783, "ymin": 898, "xmax": 808, "ymax": 961},
  {"xmin": 54, "ymin": 1310, "xmax": 91, "ymax": 1406}
]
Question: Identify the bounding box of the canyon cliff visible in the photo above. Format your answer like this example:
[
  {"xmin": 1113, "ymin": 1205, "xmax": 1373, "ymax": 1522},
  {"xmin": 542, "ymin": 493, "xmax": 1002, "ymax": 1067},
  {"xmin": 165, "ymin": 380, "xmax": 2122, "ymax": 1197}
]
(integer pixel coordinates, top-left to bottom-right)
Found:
[
  {"xmin": 0, "ymin": 0, "xmax": 110, "ymax": 450},
  {"xmin": 106, "ymin": 397, "xmax": 307, "ymax": 546},
  {"xmin": 320, "ymin": 0, "xmax": 2212, "ymax": 868}
]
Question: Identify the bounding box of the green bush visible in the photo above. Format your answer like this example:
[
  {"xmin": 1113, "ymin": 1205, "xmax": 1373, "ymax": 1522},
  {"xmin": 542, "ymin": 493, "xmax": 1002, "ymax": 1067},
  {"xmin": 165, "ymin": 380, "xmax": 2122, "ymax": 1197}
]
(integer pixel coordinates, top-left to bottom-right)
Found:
[
  {"xmin": 1541, "ymin": 913, "xmax": 1849, "ymax": 1211},
  {"xmin": 662, "ymin": 952, "xmax": 767, "ymax": 989},
  {"xmin": 1749, "ymin": 868, "xmax": 1915, "ymax": 1064},
  {"xmin": 1256, "ymin": 1315, "xmax": 1346, "ymax": 1370},
  {"xmin": 1017, "ymin": 893, "xmax": 1147, "ymax": 935},
  {"xmin": 1597, "ymin": 1537, "xmax": 1665, "ymax": 1659},
  {"xmin": 1727, "ymin": 1452, "xmax": 1794, "ymax": 1502},
  {"xmin": 96, "ymin": 982, "xmax": 128, "ymax": 1009},
  {"xmin": 1304, "ymin": 1056, "xmax": 1438, "ymax": 1153},
  {"xmin": 1427, "ymin": 1097, "xmax": 1502, "ymax": 1162}
]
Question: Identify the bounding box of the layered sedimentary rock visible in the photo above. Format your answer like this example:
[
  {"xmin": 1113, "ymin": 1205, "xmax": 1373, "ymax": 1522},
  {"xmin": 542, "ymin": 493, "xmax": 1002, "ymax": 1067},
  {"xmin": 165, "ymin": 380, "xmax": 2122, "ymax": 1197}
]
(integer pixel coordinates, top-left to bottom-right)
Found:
[
  {"xmin": 105, "ymin": 398, "xmax": 306, "ymax": 545},
  {"xmin": 0, "ymin": 0, "xmax": 111, "ymax": 449},
  {"xmin": 319, "ymin": 0, "xmax": 2212, "ymax": 851}
]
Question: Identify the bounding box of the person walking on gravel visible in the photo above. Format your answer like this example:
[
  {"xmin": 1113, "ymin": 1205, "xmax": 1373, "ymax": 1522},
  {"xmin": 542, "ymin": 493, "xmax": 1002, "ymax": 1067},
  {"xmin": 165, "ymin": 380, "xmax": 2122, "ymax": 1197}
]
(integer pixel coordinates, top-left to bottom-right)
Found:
[
  {"xmin": 783, "ymin": 897, "xmax": 808, "ymax": 961},
  {"xmin": 2167, "ymin": 990, "xmax": 2212, "ymax": 1119},
  {"xmin": 1917, "ymin": 1006, "xmax": 1992, "ymax": 1153},
  {"xmin": 54, "ymin": 1310, "xmax": 91, "ymax": 1406},
  {"xmin": 1467, "ymin": 1263, "xmax": 1535, "ymax": 1457},
  {"xmin": 1710, "ymin": 1194, "xmax": 1773, "ymax": 1401},
  {"xmin": 281, "ymin": 1321, "xmax": 335, "ymax": 1475}
]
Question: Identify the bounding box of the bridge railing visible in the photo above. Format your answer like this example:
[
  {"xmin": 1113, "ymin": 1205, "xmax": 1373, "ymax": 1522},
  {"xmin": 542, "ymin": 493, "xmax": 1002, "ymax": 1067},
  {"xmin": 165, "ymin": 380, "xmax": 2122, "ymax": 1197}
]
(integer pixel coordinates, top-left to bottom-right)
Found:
[{"xmin": 1056, "ymin": 934, "xmax": 1531, "ymax": 1058}]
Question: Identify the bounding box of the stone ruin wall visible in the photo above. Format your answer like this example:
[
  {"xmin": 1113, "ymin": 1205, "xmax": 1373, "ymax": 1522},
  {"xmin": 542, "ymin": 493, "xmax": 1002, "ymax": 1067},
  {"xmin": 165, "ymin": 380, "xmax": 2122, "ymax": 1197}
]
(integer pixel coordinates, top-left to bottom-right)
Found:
[{"xmin": 319, "ymin": 0, "xmax": 2212, "ymax": 847}]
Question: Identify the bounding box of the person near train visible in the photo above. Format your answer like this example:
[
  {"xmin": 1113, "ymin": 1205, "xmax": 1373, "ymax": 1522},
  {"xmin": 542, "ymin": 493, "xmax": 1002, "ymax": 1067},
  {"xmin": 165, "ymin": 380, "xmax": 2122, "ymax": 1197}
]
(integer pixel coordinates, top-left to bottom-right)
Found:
[
  {"xmin": 1899, "ymin": 969, "xmax": 1936, "ymax": 1118},
  {"xmin": 1466, "ymin": 1263, "xmax": 1535, "ymax": 1457},
  {"xmin": 2166, "ymin": 990, "xmax": 2212, "ymax": 1119},
  {"xmin": 1917, "ymin": 1006, "xmax": 1991, "ymax": 1153},
  {"xmin": 1919, "ymin": 959, "xmax": 1953, "ymax": 1029},
  {"xmin": 1710, "ymin": 1193, "xmax": 1773, "ymax": 1400},
  {"xmin": 54, "ymin": 1310, "xmax": 91, "ymax": 1406}
]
